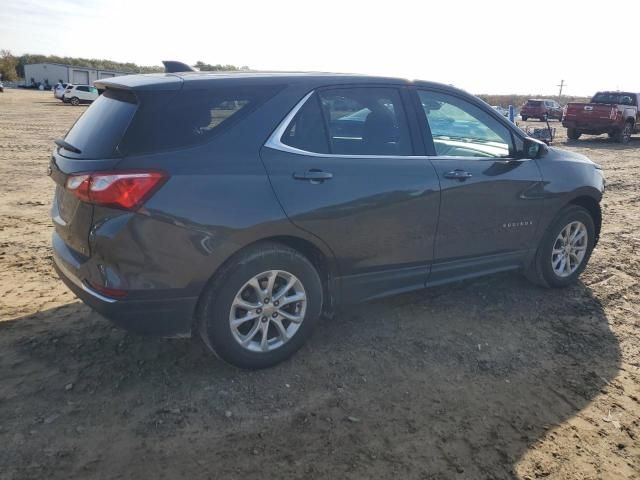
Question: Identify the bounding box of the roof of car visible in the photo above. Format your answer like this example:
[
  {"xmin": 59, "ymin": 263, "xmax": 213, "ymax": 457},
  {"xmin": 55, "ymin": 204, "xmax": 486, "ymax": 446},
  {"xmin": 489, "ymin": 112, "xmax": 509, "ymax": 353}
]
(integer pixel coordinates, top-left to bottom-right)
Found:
[{"xmin": 95, "ymin": 70, "xmax": 457, "ymax": 93}]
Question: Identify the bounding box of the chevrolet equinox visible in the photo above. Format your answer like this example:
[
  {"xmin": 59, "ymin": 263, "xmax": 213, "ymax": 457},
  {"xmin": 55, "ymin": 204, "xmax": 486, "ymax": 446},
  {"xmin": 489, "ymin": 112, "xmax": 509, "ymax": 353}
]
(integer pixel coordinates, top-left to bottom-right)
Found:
[{"xmin": 50, "ymin": 72, "xmax": 604, "ymax": 368}]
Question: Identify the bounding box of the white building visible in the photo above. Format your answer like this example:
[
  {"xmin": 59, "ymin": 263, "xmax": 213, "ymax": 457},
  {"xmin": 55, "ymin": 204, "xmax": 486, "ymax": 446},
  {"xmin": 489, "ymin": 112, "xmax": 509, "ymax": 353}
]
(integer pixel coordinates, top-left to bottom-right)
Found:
[{"xmin": 23, "ymin": 63, "xmax": 132, "ymax": 87}]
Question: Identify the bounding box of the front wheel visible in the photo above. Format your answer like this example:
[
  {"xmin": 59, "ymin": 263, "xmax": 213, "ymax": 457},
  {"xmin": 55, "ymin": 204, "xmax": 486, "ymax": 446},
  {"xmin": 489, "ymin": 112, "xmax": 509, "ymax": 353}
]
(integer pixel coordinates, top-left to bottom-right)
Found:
[
  {"xmin": 526, "ymin": 205, "xmax": 596, "ymax": 288},
  {"xmin": 198, "ymin": 242, "xmax": 323, "ymax": 369}
]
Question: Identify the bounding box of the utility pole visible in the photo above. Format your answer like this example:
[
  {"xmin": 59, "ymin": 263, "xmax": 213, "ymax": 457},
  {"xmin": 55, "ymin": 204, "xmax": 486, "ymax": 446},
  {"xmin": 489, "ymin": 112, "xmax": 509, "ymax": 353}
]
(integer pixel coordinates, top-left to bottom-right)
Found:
[{"xmin": 557, "ymin": 79, "xmax": 566, "ymax": 97}]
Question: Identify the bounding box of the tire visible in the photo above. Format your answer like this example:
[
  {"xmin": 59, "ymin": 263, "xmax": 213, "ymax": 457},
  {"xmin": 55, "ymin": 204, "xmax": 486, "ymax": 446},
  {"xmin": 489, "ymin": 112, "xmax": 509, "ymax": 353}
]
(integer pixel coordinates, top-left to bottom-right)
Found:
[
  {"xmin": 612, "ymin": 121, "xmax": 633, "ymax": 144},
  {"xmin": 567, "ymin": 128, "xmax": 581, "ymax": 140},
  {"xmin": 522, "ymin": 116, "xmax": 529, "ymax": 121},
  {"xmin": 70, "ymin": 97, "xmax": 80, "ymax": 106},
  {"xmin": 541, "ymin": 114, "xmax": 548, "ymax": 122},
  {"xmin": 526, "ymin": 205, "xmax": 596, "ymax": 288},
  {"xmin": 198, "ymin": 242, "xmax": 323, "ymax": 369}
]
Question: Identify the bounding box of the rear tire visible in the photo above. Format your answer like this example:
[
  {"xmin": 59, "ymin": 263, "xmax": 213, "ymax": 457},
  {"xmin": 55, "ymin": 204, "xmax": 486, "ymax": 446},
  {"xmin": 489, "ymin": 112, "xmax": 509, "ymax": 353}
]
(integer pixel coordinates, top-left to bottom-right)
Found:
[
  {"xmin": 522, "ymin": 115, "xmax": 529, "ymax": 121},
  {"xmin": 198, "ymin": 242, "xmax": 323, "ymax": 369},
  {"xmin": 525, "ymin": 205, "xmax": 596, "ymax": 288},
  {"xmin": 70, "ymin": 97, "xmax": 80, "ymax": 106},
  {"xmin": 541, "ymin": 114, "xmax": 548, "ymax": 122},
  {"xmin": 612, "ymin": 121, "xmax": 633, "ymax": 144},
  {"xmin": 567, "ymin": 128, "xmax": 581, "ymax": 140}
]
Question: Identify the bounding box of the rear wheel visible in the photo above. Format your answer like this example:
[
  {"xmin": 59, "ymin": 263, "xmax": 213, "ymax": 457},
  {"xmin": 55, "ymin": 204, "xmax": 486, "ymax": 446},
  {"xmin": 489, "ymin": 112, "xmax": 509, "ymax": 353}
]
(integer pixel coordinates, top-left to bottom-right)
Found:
[
  {"xmin": 526, "ymin": 205, "xmax": 595, "ymax": 288},
  {"xmin": 70, "ymin": 97, "xmax": 80, "ymax": 106},
  {"xmin": 522, "ymin": 115, "xmax": 529, "ymax": 121},
  {"xmin": 567, "ymin": 128, "xmax": 581, "ymax": 140},
  {"xmin": 612, "ymin": 121, "xmax": 633, "ymax": 144},
  {"xmin": 541, "ymin": 113, "xmax": 548, "ymax": 122},
  {"xmin": 198, "ymin": 242, "xmax": 323, "ymax": 369}
]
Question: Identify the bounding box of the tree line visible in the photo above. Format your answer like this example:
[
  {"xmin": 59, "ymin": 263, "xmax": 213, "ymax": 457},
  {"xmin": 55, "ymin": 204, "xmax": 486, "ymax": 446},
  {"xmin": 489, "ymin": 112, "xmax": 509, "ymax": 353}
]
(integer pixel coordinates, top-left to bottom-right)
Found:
[{"xmin": 0, "ymin": 50, "xmax": 248, "ymax": 81}]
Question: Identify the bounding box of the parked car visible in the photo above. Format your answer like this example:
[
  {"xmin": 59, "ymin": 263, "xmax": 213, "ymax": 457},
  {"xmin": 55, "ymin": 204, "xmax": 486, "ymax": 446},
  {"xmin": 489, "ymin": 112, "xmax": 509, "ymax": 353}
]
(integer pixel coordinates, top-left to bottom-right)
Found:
[
  {"xmin": 562, "ymin": 91, "xmax": 640, "ymax": 144},
  {"xmin": 50, "ymin": 72, "xmax": 604, "ymax": 369},
  {"xmin": 54, "ymin": 83, "xmax": 69, "ymax": 100},
  {"xmin": 520, "ymin": 99, "xmax": 563, "ymax": 121},
  {"xmin": 62, "ymin": 84, "xmax": 98, "ymax": 105},
  {"xmin": 492, "ymin": 105, "xmax": 509, "ymax": 117}
]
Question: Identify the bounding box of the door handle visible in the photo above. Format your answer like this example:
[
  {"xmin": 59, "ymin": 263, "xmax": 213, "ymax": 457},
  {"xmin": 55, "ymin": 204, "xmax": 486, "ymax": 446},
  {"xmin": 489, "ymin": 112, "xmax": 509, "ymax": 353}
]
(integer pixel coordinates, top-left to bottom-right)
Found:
[
  {"xmin": 444, "ymin": 169, "xmax": 473, "ymax": 180},
  {"xmin": 293, "ymin": 169, "xmax": 333, "ymax": 182}
]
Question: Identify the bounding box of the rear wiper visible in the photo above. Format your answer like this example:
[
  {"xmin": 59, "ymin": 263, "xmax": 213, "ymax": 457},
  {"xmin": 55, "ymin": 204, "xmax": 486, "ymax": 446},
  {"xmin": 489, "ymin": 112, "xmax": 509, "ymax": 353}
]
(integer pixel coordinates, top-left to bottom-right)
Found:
[{"xmin": 54, "ymin": 138, "xmax": 82, "ymax": 154}]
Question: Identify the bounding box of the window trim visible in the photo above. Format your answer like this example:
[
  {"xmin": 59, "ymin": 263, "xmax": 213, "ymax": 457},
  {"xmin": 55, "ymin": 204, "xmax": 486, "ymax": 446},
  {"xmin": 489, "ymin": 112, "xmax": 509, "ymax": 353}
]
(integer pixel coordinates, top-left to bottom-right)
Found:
[{"xmin": 265, "ymin": 89, "xmax": 425, "ymax": 159}]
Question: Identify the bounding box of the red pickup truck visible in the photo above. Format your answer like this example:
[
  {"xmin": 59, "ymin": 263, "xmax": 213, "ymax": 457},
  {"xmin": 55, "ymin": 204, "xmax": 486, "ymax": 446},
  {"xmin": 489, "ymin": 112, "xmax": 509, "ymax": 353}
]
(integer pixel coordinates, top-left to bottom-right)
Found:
[{"xmin": 562, "ymin": 91, "xmax": 640, "ymax": 144}]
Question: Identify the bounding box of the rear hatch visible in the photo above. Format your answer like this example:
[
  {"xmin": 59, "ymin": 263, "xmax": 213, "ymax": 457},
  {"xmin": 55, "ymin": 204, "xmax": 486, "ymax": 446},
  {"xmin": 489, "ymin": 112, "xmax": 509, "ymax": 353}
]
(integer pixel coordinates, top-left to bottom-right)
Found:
[
  {"xmin": 522, "ymin": 100, "xmax": 543, "ymax": 114},
  {"xmin": 50, "ymin": 89, "xmax": 139, "ymax": 256}
]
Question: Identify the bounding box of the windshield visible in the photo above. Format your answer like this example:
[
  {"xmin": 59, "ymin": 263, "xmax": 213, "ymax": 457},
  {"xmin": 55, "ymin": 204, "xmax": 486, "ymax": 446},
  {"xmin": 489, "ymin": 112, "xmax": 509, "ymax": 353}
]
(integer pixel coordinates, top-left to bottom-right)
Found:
[{"xmin": 591, "ymin": 92, "xmax": 636, "ymax": 106}]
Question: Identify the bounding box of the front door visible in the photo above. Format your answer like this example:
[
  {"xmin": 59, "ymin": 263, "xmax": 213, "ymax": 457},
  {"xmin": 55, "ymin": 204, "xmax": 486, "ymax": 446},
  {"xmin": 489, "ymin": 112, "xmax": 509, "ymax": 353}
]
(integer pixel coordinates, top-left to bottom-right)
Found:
[
  {"xmin": 414, "ymin": 88, "xmax": 544, "ymax": 285},
  {"xmin": 261, "ymin": 86, "xmax": 440, "ymax": 301}
]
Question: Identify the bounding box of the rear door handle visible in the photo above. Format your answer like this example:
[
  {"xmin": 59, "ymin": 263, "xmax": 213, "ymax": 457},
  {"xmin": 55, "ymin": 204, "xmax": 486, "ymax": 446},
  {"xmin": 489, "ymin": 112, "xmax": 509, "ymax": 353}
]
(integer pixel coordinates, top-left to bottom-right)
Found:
[
  {"xmin": 444, "ymin": 169, "xmax": 473, "ymax": 180},
  {"xmin": 293, "ymin": 169, "xmax": 333, "ymax": 182}
]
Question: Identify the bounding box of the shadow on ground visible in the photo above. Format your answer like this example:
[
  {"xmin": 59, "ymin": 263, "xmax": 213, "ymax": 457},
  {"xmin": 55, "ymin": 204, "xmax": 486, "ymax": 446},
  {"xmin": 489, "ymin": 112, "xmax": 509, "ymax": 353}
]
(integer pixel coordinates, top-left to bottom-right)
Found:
[{"xmin": 0, "ymin": 273, "xmax": 619, "ymax": 479}]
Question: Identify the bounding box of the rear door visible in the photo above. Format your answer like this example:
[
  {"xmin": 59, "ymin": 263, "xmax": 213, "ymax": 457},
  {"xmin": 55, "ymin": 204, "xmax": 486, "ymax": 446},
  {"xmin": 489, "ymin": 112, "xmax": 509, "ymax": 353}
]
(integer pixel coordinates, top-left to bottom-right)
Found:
[
  {"xmin": 413, "ymin": 88, "xmax": 544, "ymax": 284},
  {"xmin": 261, "ymin": 86, "xmax": 441, "ymax": 301}
]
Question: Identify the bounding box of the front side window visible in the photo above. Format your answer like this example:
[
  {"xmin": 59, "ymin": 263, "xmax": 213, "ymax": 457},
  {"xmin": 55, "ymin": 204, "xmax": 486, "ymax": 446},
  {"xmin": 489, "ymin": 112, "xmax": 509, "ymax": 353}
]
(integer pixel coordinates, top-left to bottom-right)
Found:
[
  {"xmin": 418, "ymin": 90, "xmax": 513, "ymax": 158},
  {"xmin": 318, "ymin": 87, "xmax": 412, "ymax": 156}
]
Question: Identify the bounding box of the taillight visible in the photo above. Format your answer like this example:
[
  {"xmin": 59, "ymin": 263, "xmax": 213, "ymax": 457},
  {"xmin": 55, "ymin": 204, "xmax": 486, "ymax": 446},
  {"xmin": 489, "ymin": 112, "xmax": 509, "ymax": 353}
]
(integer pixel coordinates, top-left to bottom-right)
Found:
[{"xmin": 65, "ymin": 171, "xmax": 167, "ymax": 210}]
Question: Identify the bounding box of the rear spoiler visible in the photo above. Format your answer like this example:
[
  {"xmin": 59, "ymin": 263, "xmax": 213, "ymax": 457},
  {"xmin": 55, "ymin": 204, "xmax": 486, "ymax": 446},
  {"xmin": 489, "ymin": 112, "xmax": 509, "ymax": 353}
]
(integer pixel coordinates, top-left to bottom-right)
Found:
[{"xmin": 162, "ymin": 61, "xmax": 197, "ymax": 73}]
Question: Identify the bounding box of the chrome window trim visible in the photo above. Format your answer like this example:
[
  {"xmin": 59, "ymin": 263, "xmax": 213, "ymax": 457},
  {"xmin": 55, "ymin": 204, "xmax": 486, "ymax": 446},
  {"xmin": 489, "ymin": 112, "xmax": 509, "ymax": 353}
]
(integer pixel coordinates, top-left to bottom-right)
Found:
[{"xmin": 264, "ymin": 90, "xmax": 429, "ymax": 160}]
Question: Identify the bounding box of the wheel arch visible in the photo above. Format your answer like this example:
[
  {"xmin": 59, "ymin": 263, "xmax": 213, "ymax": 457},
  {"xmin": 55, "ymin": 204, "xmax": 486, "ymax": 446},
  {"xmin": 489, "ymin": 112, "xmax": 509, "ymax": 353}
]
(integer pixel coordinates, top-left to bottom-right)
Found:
[
  {"xmin": 192, "ymin": 233, "xmax": 339, "ymax": 331},
  {"xmin": 568, "ymin": 195, "xmax": 602, "ymax": 246}
]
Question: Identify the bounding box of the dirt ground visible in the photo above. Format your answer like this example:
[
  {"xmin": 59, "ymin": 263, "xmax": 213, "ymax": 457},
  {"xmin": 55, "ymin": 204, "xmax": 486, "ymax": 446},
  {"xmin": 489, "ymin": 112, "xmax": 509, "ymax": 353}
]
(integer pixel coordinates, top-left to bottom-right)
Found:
[{"xmin": 0, "ymin": 89, "xmax": 638, "ymax": 480}]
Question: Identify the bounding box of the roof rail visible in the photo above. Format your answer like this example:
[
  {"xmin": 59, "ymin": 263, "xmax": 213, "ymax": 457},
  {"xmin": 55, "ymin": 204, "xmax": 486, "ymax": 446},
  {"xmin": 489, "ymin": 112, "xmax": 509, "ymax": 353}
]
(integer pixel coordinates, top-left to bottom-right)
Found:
[{"xmin": 162, "ymin": 61, "xmax": 197, "ymax": 73}]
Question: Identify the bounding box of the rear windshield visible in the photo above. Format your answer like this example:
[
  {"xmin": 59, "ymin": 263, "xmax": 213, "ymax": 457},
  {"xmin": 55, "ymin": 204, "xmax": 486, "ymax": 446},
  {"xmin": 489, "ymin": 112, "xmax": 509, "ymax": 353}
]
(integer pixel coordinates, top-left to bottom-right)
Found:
[
  {"xmin": 525, "ymin": 100, "xmax": 542, "ymax": 106},
  {"xmin": 591, "ymin": 92, "xmax": 636, "ymax": 106},
  {"xmin": 62, "ymin": 89, "xmax": 137, "ymax": 159},
  {"xmin": 61, "ymin": 85, "xmax": 281, "ymax": 158}
]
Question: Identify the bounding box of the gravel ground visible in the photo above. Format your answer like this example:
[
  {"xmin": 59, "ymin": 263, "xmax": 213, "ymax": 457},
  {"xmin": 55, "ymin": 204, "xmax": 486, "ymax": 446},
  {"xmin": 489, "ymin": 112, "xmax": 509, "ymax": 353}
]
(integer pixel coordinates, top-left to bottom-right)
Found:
[{"xmin": 0, "ymin": 89, "xmax": 638, "ymax": 480}]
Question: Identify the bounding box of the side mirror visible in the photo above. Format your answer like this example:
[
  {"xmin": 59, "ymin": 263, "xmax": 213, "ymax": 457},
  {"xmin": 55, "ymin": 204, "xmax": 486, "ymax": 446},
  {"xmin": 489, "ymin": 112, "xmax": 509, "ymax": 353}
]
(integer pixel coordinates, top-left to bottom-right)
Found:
[{"xmin": 521, "ymin": 137, "xmax": 548, "ymax": 159}]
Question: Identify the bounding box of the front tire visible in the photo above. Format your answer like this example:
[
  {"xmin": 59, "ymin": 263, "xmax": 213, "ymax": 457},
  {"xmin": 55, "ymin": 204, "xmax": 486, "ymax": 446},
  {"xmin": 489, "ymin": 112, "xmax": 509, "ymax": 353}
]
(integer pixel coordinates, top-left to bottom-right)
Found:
[
  {"xmin": 526, "ymin": 205, "xmax": 596, "ymax": 288},
  {"xmin": 198, "ymin": 242, "xmax": 323, "ymax": 369}
]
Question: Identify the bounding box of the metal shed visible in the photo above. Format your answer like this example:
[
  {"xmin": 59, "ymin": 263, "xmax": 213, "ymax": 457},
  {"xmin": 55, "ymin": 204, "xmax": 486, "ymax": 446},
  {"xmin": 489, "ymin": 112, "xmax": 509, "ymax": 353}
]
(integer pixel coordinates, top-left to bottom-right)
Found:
[{"xmin": 23, "ymin": 63, "xmax": 131, "ymax": 87}]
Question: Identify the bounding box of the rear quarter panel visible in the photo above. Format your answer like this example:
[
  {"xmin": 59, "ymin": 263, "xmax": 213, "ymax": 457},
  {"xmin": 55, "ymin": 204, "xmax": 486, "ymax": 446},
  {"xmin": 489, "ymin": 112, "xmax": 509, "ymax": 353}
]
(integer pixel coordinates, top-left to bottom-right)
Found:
[{"xmin": 89, "ymin": 84, "xmax": 337, "ymax": 298}]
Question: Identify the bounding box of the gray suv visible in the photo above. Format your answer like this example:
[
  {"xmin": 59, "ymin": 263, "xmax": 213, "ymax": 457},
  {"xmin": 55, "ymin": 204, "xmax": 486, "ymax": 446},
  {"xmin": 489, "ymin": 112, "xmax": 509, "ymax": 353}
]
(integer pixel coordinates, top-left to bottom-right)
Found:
[{"xmin": 50, "ymin": 72, "xmax": 604, "ymax": 368}]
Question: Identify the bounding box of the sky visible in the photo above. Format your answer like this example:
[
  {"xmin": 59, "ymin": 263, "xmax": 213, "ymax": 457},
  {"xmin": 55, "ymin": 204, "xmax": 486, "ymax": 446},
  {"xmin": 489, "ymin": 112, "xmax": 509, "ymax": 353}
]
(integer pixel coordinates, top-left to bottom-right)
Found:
[{"xmin": 1, "ymin": 0, "xmax": 639, "ymax": 96}]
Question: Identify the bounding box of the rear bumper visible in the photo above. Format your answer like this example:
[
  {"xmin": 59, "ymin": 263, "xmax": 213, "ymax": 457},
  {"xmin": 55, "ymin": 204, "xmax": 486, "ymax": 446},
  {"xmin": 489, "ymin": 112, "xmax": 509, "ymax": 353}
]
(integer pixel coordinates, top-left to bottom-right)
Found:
[
  {"xmin": 52, "ymin": 233, "xmax": 197, "ymax": 336},
  {"xmin": 562, "ymin": 120, "xmax": 617, "ymax": 133}
]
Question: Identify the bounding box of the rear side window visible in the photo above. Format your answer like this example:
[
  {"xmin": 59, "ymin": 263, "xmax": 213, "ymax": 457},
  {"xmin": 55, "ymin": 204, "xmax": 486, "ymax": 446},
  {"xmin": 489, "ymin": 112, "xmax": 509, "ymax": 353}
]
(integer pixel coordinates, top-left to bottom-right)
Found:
[
  {"xmin": 281, "ymin": 94, "xmax": 329, "ymax": 153},
  {"xmin": 121, "ymin": 86, "xmax": 281, "ymax": 155},
  {"xmin": 62, "ymin": 89, "xmax": 137, "ymax": 159}
]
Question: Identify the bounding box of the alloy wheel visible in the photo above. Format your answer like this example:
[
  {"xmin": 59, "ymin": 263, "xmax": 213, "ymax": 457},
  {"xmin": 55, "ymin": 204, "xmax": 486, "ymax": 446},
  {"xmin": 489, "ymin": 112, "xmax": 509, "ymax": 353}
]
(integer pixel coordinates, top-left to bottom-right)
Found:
[
  {"xmin": 229, "ymin": 270, "xmax": 307, "ymax": 352},
  {"xmin": 551, "ymin": 221, "xmax": 588, "ymax": 277}
]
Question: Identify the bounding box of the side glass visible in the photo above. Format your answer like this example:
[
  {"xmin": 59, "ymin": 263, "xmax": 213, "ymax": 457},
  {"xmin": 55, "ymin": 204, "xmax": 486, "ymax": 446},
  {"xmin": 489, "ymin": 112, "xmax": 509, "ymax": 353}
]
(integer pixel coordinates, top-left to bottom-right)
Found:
[
  {"xmin": 418, "ymin": 90, "xmax": 513, "ymax": 158},
  {"xmin": 318, "ymin": 88, "xmax": 412, "ymax": 156}
]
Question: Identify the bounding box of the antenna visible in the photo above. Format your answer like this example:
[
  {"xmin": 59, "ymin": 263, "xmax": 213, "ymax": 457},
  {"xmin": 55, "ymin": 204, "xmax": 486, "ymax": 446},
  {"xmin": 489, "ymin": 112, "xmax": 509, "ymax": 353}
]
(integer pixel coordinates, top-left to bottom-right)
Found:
[{"xmin": 557, "ymin": 79, "xmax": 566, "ymax": 97}]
